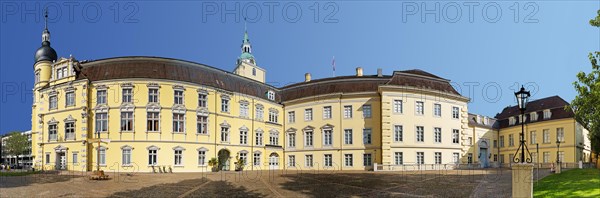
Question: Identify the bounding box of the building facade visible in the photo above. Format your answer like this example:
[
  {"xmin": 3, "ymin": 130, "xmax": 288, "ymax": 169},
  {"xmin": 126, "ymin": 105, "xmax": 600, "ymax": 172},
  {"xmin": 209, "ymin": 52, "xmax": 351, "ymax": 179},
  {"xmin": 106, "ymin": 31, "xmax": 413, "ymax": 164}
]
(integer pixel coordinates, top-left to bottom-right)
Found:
[
  {"xmin": 1, "ymin": 130, "xmax": 33, "ymax": 167},
  {"xmin": 495, "ymin": 96, "xmax": 592, "ymax": 167},
  {"xmin": 29, "ymin": 15, "xmax": 591, "ymax": 172}
]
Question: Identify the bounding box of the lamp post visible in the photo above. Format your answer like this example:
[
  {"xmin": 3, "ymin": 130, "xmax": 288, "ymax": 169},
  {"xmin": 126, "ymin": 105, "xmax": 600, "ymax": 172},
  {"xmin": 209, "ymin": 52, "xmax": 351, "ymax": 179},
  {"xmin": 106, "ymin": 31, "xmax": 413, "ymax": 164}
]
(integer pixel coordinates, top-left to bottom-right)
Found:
[
  {"xmin": 556, "ymin": 139, "xmax": 561, "ymax": 164},
  {"xmin": 513, "ymin": 86, "xmax": 532, "ymax": 163}
]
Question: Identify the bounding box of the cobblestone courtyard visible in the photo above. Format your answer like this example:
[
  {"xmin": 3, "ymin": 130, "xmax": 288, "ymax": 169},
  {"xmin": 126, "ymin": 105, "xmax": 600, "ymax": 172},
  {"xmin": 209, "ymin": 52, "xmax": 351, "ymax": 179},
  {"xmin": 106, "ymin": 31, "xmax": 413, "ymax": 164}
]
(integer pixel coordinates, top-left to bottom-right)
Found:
[{"xmin": 0, "ymin": 169, "xmax": 552, "ymax": 198}]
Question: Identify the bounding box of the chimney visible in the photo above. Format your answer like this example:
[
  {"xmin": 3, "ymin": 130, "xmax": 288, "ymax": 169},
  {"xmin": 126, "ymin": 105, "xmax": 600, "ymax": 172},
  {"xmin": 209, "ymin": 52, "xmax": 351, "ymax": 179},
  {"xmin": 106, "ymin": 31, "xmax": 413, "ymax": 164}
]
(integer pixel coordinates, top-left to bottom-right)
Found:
[
  {"xmin": 377, "ymin": 68, "xmax": 383, "ymax": 77},
  {"xmin": 356, "ymin": 67, "xmax": 363, "ymax": 77},
  {"xmin": 305, "ymin": 73, "xmax": 311, "ymax": 82}
]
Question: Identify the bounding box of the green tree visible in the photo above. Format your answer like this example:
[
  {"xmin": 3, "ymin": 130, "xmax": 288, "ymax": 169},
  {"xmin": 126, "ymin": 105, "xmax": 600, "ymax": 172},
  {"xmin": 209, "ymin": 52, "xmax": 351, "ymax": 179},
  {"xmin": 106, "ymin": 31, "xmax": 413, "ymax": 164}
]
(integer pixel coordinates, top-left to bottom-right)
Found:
[
  {"xmin": 4, "ymin": 132, "xmax": 30, "ymax": 167},
  {"xmin": 571, "ymin": 10, "xmax": 600, "ymax": 159}
]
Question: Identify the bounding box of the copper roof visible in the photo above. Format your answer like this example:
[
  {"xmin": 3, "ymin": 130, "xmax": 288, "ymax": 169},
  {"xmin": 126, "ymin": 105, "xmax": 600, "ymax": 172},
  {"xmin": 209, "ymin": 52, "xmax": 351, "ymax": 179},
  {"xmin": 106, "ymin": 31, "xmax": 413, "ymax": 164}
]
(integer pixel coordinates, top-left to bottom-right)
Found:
[
  {"xmin": 494, "ymin": 96, "xmax": 574, "ymax": 129},
  {"xmin": 78, "ymin": 57, "xmax": 280, "ymax": 102}
]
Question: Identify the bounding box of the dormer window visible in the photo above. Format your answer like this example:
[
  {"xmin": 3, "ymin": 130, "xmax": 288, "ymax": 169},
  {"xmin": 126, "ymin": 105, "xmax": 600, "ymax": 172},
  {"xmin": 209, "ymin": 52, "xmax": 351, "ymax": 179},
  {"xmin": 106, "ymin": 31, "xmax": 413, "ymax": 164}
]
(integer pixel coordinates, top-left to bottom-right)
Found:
[
  {"xmin": 267, "ymin": 90, "xmax": 275, "ymax": 101},
  {"xmin": 530, "ymin": 112, "xmax": 538, "ymax": 122},
  {"xmin": 55, "ymin": 66, "xmax": 68, "ymax": 79},
  {"xmin": 483, "ymin": 117, "xmax": 489, "ymax": 125},
  {"xmin": 509, "ymin": 117, "xmax": 516, "ymax": 126},
  {"xmin": 543, "ymin": 109, "xmax": 552, "ymax": 119}
]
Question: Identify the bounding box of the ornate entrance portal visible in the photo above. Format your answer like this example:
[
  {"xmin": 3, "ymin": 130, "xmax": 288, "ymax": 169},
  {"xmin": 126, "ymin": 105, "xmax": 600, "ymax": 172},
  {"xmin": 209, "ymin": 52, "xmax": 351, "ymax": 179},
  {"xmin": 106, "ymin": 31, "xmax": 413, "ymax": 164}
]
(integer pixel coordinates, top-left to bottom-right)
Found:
[{"xmin": 218, "ymin": 149, "xmax": 231, "ymax": 171}]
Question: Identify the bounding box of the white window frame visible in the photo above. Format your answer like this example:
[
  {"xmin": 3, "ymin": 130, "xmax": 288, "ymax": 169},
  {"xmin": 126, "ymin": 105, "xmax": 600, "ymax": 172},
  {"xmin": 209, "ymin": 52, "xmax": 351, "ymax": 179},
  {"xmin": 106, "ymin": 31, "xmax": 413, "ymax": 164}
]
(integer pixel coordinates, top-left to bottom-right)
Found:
[
  {"xmin": 395, "ymin": 152, "xmax": 403, "ymax": 165},
  {"xmin": 174, "ymin": 90, "xmax": 184, "ymax": 105},
  {"xmin": 148, "ymin": 88, "xmax": 159, "ymax": 103},
  {"xmin": 393, "ymin": 100, "xmax": 403, "ymax": 113},
  {"xmin": 344, "ymin": 154, "xmax": 353, "ymax": 167},
  {"xmin": 452, "ymin": 106, "xmax": 460, "ymax": 119},
  {"xmin": 288, "ymin": 111, "xmax": 295, "ymax": 123},
  {"xmin": 66, "ymin": 91, "xmax": 75, "ymax": 107},
  {"xmin": 197, "ymin": 115, "xmax": 208, "ymax": 134},
  {"xmin": 362, "ymin": 105, "xmax": 372, "ymax": 118},
  {"xmin": 344, "ymin": 105, "xmax": 353, "ymax": 118},
  {"xmin": 363, "ymin": 128, "xmax": 372, "ymax": 145},
  {"xmin": 305, "ymin": 108, "xmax": 313, "ymax": 121},
  {"xmin": 122, "ymin": 88, "xmax": 133, "ymax": 103},
  {"xmin": 172, "ymin": 113, "xmax": 185, "ymax": 133},
  {"xmin": 433, "ymin": 103, "xmax": 441, "ymax": 117},
  {"xmin": 416, "ymin": 152, "xmax": 424, "ymax": 165},
  {"xmin": 344, "ymin": 129, "xmax": 353, "ymax": 145},
  {"xmin": 323, "ymin": 106, "xmax": 332, "ymax": 119},
  {"xmin": 416, "ymin": 126, "xmax": 424, "ymax": 142},
  {"xmin": 394, "ymin": 125, "xmax": 403, "ymax": 142},
  {"xmin": 416, "ymin": 101, "xmax": 424, "ymax": 115},
  {"xmin": 434, "ymin": 127, "xmax": 442, "ymax": 143},
  {"xmin": 121, "ymin": 112, "xmax": 134, "ymax": 132}
]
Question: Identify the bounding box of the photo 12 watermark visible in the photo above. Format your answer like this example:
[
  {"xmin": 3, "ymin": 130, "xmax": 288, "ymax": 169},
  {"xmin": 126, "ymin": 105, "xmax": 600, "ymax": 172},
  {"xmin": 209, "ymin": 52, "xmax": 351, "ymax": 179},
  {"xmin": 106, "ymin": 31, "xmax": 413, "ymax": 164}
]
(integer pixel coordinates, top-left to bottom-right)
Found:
[
  {"xmin": 0, "ymin": 1, "xmax": 140, "ymax": 24},
  {"xmin": 200, "ymin": 1, "xmax": 339, "ymax": 23},
  {"xmin": 401, "ymin": 1, "xmax": 539, "ymax": 23}
]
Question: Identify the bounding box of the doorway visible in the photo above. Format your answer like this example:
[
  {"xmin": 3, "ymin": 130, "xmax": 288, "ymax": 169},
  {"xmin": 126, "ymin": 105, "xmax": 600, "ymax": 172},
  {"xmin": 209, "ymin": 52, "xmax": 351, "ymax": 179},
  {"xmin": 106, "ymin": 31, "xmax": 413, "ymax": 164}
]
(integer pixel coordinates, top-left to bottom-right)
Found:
[
  {"xmin": 56, "ymin": 152, "xmax": 66, "ymax": 170},
  {"xmin": 269, "ymin": 153, "xmax": 279, "ymax": 170},
  {"xmin": 218, "ymin": 149, "xmax": 230, "ymax": 171}
]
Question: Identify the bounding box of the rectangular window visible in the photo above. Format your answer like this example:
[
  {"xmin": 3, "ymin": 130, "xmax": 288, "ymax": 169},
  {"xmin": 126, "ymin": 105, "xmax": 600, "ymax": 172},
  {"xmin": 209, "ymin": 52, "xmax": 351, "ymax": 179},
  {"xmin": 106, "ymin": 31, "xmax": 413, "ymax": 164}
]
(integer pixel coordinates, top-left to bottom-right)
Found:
[
  {"xmin": 99, "ymin": 148, "xmax": 106, "ymax": 165},
  {"xmin": 149, "ymin": 88, "xmax": 159, "ymax": 103},
  {"xmin": 122, "ymin": 88, "xmax": 132, "ymax": 103},
  {"xmin": 417, "ymin": 152, "xmax": 424, "ymax": 164},
  {"xmin": 323, "ymin": 106, "xmax": 332, "ymax": 119},
  {"xmin": 267, "ymin": 91, "xmax": 275, "ymax": 101},
  {"xmin": 558, "ymin": 151, "xmax": 564, "ymax": 162},
  {"xmin": 499, "ymin": 154, "xmax": 505, "ymax": 164},
  {"xmin": 122, "ymin": 149, "xmax": 131, "ymax": 165},
  {"xmin": 543, "ymin": 110, "xmax": 552, "ymax": 119},
  {"xmin": 66, "ymin": 92, "xmax": 75, "ymax": 107},
  {"xmin": 323, "ymin": 129, "xmax": 333, "ymax": 146},
  {"xmin": 305, "ymin": 131, "xmax": 313, "ymax": 146},
  {"xmin": 435, "ymin": 152, "xmax": 442, "ymax": 164},
  {"xmin": 289, "ymin": 155, "xmax": 296, "ymax": 167},
  {"xmin": 197, "ymin": 115, "xmax": 208, "ymax": 134},
  {"xmin": 73, "ymin": 153, "xmax": 78, "ymax": 164},
  {"xmin": 147, "ymin": 112, "xmax": 160, "ymax": 132},
  {"xmin": 49, "ymin": 124, "xmax": 57, "ymax": 141},
  {"xmin": 288, "ymin": 133, "xmax": 296, "ymax": 148},
  {"xmin": 174, "ymin": 150, "xmax": 182, "ymax": 165},
  {"xmin": 305, "ymin": 108, "xmax": 313, "ymax": 121},
  {"xmin": 434, "ymin": 127, "xmax": 442, "ymax": 143},
  {"xmin": 416, "ymin": 101, "xmax": 424, "ymax": 115},
  {"xmin": 324, "ymin": 154, "xmax": 333, "ymax": 167},
  {"xmin": 305, "ymin": 155, "xmax": 313, "ymax": 167},
  {"xmin": 453, "ymin": 153, "xmax": 459, "ymax": 164},
  {"xmin": 255, "ymin": 132, "xmax": 263, "ymax": 146},
  {"xmin": 221, "ymin": 98, "xmax": 229, "ymax": 112},
  {"xmin": 499, "ymin": 136, "xmax": 505, "ymax": 147},
  {"xmin": 149, "ymin": 150, "xmax": 157, "ymax": 165},
  {"xmin": 221, "ymin": 127, "xmax": 229, "ymax": 142},
  {"xmin": 543, "ymin": 152, "xmax": 550, "ymax": 163},
  {"xmin": 362, "ymin": 105, "xmax": 372, "ymax": 118},
  {"xmin": 97, "ymin": 90, "xmax": 107, "ymax": 105},
  {"xmin": 268, "ymin": 110, "xmax": 278, "ymax": 123},
  {"xmin": 253, "ymin": 153, "xmax": 261, "ymax": 166},
  {"xmin": 95, "ymin": 113, "xmax": 108, "ymax": 132},
  {"xmin": 509, "ymin": 134, "xmax": 514, "ymax": 147},
  {"xmin": 556, "ymin": 128, "xmax": 564, "ymax": 142},
  {"xmin": 288, "ymin": 111, "xmax": 295, "ymax": 123},
  {"xmin": 174, "ymin": 90, "xmax": 184, "ymax": 105},
  {"xmin": 198, "ymin": 151, "xmax": 206, "ymax": 165},
  {"xmin": 239, "ymin": 153, "xmax": 247, "ymax": 165},
  {"xmin": 467, "ymin": 153, "xmax": 473, "ymax": 164},
  {"xmin": 363, "ymin": 128, "xmax": 372, "ymax": 144},
  {"xmin": 394, "ymin": 125, "xmax": 403, "ymax": 142},
  {"xmin": 393, "ymin": 100, "xmax": 403, "ymax": 113},
  {"xmin": 434, "ymin": 104, "xmax": 441, "ymax": 117},
  {"xmin": 173, "ymin": 113, "xmax": 185, "ymax": 133},
  {"xmin": 468, "ymin": 137, "xmax": 473, "ymax": 146},
  {"xmin": 49, "ymin": 95, "xmax": 57, "ymax": 110},
  {"xmin": 493, "ymin": 140, "xmax": 498, "ymax": 148},
  {"xmin": 532, "ymin": 153, "xmax": 538, "ymax": 163},
  {"xmin": 345, "ymin": 154, "xmax": 353, "ymax": 167},
  {"xmin": 65, "ymin": 122, "xmax": 75, "ymax": 140},
  {"xmin": 452, "ymin": 129, "xmax": 460, "ymax": 144},
  {"xmin": 543, "ymin": 129, "xmax": 550, "ymax": 143},
  {"xmin": 416, "ymin": 126, "xmax": 424, "ymax": 142},
  {"xmin": 269, "ymin": 132, "xmax": 279, "ymax": 145},
  {"xmin": 363, "ymin": 154, "xmax": 372, "ymax": 166},
  {"xmin": 45, "ymin": 153, "xmax": 50, "ymax": 164},
  {"xmin": 493, "ymin": 154, "xmax": 498, "ymax": 162},
  {"xmin": 121, "ymin": 112, "xmax": 134, "ymax": 131},
  {"xmin": 395, "ymin": 152, "xmax": 403, "ymax": 165},
  {"xmin": 240, "ymin": 130, "xmax": 248, "ymax": 145},
  {"xmin": 344, "ymin": 129, "xmax": 353, "ymax": 144},
  {"xmin": 530, "ymin": 131, "xmax": 537, "ymax": 145},
  {"xmin": 452, "ymin": 107, "xmax": 460, "ymax": 119},
  {"xmin": 240, "ymin": 103, "xmax": 249, "ymax": 117},
  {"xmin": 256, "ymin": 106, "xmax": 263, "ymax": 120},
  {"xmin": 35, "ymin": 71, "xmax": 40, "ymax": 83},
  {"xmin": 344, "ymin": 105, "xmax": 352, "ymax": 118},
  {"xmin": 198, "ymin": 93, "xmax": 207, "ymax": 107}
]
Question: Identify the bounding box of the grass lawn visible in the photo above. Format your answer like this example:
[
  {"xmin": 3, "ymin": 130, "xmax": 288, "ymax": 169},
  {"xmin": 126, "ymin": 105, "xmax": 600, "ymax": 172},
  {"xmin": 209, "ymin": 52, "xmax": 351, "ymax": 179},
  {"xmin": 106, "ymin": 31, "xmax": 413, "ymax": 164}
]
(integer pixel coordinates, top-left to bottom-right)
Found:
[
  {"xmin": 534, "ymin": 168, "xmax": 600, "ymax": 197},
  {"xmin": 0, "ymin": 171, "xmax": 39, "ymax": 176}
]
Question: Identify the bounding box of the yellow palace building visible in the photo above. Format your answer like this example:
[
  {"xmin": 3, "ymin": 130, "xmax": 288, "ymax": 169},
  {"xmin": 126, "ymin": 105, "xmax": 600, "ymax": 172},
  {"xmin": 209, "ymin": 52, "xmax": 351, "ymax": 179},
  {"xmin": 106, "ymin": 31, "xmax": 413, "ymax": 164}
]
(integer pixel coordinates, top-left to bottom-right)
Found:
[{"xmin": 30, "ymin": 18, "xmax": 590, "ymax": 173}]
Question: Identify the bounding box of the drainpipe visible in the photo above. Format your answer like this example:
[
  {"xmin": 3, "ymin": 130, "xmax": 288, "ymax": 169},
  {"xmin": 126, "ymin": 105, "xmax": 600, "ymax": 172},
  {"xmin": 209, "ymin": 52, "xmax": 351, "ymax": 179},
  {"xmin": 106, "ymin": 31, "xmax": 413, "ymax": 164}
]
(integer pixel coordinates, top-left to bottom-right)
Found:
[{"xmin": 339, "ymin": 94, "xmax": 343, "ymax": 171}]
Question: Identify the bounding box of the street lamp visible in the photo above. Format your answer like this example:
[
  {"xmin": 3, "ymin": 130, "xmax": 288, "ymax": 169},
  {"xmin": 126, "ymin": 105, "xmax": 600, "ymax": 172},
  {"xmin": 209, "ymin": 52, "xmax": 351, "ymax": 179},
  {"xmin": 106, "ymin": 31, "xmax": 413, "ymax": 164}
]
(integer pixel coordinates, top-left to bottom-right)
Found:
[
  {"xmin": 513, "ymin": 86, "xmax": 532, "ymax": 163},
  {"xmin": 556, "ymin": 139, "xmax": 561, "ymax": 164}
]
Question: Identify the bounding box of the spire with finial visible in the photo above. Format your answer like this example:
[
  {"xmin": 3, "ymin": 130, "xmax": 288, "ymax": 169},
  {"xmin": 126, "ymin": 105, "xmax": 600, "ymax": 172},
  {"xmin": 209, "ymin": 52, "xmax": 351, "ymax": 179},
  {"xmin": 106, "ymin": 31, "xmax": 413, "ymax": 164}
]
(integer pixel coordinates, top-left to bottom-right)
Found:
[
  {"xmin": 239, "ymin": 18, "xmax": 255, "ymax": 64},
  {"xmin": 35, "ymin": 7, "xmax": 57, "ymax": 63},
  {"xmin": 42, "ymin": 7, "xmax": 50, "ymax": 42}
]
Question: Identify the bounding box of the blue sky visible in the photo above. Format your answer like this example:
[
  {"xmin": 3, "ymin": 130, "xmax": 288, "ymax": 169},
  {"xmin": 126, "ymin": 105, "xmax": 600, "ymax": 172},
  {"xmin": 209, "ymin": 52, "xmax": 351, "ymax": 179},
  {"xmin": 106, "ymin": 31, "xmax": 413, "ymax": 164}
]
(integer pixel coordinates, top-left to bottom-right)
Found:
[{"xmin": 1, "ymin": 1, "xmax": 598, "ymax": 134}]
